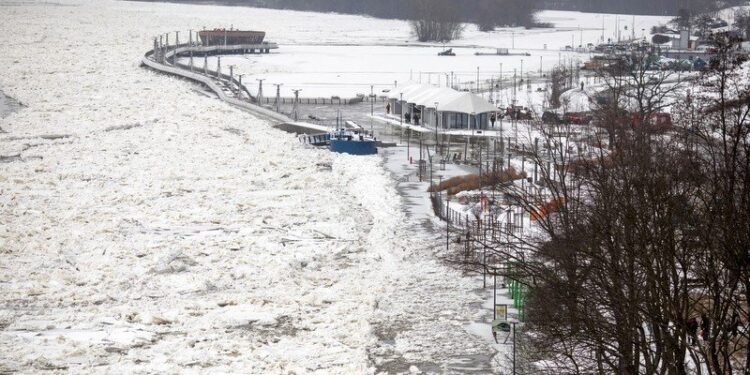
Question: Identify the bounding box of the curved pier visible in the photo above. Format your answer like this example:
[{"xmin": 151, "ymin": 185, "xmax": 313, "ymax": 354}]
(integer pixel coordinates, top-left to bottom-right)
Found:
[{"xmin": 140, "ymin": 42, "xmax": 289, "ymax": 124}]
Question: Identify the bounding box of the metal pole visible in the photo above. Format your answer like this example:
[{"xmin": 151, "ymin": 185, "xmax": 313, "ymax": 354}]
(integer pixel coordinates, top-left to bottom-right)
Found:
[
  {"xmin": 256, "ymin": 79, "xmax": 265, "ymax": 104},
  {"xmin": 238, "ymin": 74, "xmax": 244, "ymax": 99},
  {"xmin": 216, "ymin": 56, "xmax": 221, "ymax": 78},
  {"xmin": 513, "ymin": 322, "xmax": 517, "ymax": 375},
  {"xmin": 435, "ymin": 102, "xmax": 439, "ymax": 156},
  {"xmin": 476, "ymin": 66, "xmax": 480, "ymax": 93},
  {"xmin": 292, "ymin": 89, "xmax": 301, "ymax": 121},
  {"xmin": 446, "ymin": 198, "xmax": 450, "ymax": 252},
  {"xmin": 274, "ymin": 84, "xmax": 282, "ymax": 111},
  {"xmin": 493, "ymin": 273, "xmax": 497, "ymax": 319},
  {"xmin": 229, "ymin": 65, "xmax": 234, "ymax": 92},
  {"xmin": 399, "ymin": 93, "xmax": 404, "ymax": 142}
]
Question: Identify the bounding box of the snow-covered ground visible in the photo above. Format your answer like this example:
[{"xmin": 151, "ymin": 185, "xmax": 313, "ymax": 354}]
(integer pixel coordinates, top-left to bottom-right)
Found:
[
  {"xmin": 176, "ymin": 7, "xmax": 671, "ymax": 98},
  {"xmin": 0, "ymin": 1, "xmax": 499, "ymax": 373}
]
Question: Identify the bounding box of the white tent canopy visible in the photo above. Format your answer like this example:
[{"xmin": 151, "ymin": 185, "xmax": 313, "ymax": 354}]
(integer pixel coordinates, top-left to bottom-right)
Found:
[
  {"xmin": 439, "ymin": 92, "xmax": 498, "ymax": 115},
  {"xmin": 387, "ymin": 83, "xmax": 498, "ymax": 116},
  {"xmin": 409, "ymin": 87, "xmax": 463, "ymax": 108},
  {"xmin": 386, "ymin": 83, "xmax": 430, "ymax": 100}
]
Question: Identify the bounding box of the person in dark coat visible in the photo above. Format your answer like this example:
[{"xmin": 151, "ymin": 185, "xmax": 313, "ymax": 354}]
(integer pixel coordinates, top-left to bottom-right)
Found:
[{"xmin": 490, "ymin": 113, "xmax": 497, "ymax": 127}]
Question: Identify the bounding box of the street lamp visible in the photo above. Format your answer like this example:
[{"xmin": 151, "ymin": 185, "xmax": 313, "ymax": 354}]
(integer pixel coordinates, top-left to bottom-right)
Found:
[
  {"xmin": 237, "ymin": 74, "xmax": 245, "ymax": 99},
  {"xmin": 256, "ymin": 78, "xmax": 265, "ymax": 104},
  {"xmin": 471, "ymin": 112, "xmax": 476, "ymax": 163},
  {"xmin": 434, "ymin": 102, "xmax": 440, "ymax": 156},
  {"xmin": 399, "ymin": 93, "xmax": 404, "ymax": 142}
]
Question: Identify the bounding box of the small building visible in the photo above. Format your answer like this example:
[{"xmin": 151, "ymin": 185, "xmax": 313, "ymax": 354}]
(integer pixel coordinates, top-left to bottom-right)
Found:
[{"xmin": 387, "ymin": 83, "xmax": 499, "ymax": 130}]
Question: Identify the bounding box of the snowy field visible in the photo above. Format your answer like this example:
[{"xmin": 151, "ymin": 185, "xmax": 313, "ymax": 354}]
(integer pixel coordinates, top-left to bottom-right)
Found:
[
  {"xmin": 0, "ymin": 1, "xmax": 498, "ymax": 373},
  {"xmin": 180, "ymin": 8, "xmax": 670, "ymax": 98}
]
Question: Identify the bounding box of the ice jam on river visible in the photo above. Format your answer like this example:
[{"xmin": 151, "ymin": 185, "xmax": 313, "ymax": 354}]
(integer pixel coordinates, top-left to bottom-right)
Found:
[{"xmin": 0, "ymin": 1, "xmax": 494, "ymax": 373}]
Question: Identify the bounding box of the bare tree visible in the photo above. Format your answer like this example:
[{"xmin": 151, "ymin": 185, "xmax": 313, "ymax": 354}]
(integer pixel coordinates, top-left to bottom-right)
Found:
[
  {"xmin": 410, "ymin": 0, "xmax": 464, "ymax": 42},
  {"xmin": 438, "ymin": 36, "xmax": 749, "ymax": 374}
]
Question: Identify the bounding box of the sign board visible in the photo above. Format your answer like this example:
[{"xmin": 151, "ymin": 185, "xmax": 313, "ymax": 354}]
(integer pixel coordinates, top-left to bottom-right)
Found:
[{"xmin": 495, "ymin": 304, "xmax": 508, "ymax": 321}]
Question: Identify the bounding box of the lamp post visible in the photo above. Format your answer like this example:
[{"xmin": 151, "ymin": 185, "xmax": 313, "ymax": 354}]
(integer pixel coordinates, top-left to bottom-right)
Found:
[
  {"xmin": 370, "ymin": 85, "xmax": 375, "ymax": 137},
  {"xmin": 434, "ymin": 102, "xmax": 439, "ymax": 157},
  {"xmin": 471, "ymin": 111, "xmax": 476, "ymax": 163},
  {"xmin": 256, "ymin": 78, "xmax": 265, "ymax": 104},
  {"xmin": 273, "ymin": 83, "xmax": 282, "ymax": 111},
  {"xmin": 228, "ymin": 64, "xmax": 235, "ymax": 92},
  {"xmin": 237, "ymin": 74, "xmax": 245, "ymax": 99},
  {"xmin": 292, "ymin": 89, "xmax": 301, "ymax": 121},
  {"xmin": 407, "ymin": 107, "xmax": 411, "ymax": 163},
  {"xmin": 399, "ymin": 93, "xmax": 404, "ymax": 142}
]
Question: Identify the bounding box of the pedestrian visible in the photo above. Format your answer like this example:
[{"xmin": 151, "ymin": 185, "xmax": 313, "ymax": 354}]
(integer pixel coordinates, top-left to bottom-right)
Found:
[
  {"xmin": 414, "ymin": 113, "xmax": 420, "ymax": 125},
  {"xmin": 386, "ymin": 102, "xmax": 391, "ymax": 114},
  {"xmin": 490, "ymin": 113, "xmax": 496, "ymax": 127},
  {"xmin": 405, "ymin": 112, "xmax": 411, "ymax": 123}
]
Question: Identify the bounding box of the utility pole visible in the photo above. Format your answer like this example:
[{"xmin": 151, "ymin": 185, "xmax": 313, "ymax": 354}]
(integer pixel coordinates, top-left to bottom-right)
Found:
[
  {"xmin": 273, "ymin": 83, "xmax": 282, "ymax": 111},
  {"xmin": 256, "ymin": 79, "xmax": 265, "ymax": 104},
  {"xmin": 216, "ymin": 56, "xmax": 221, "ymax": 78},
  {"xmin": 292, "ymin": 89, "xmax": 301, "ymax": 121},
  {"xmin": 203, "ymin": 54, "xmax": 208, "ymax": 75}
]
